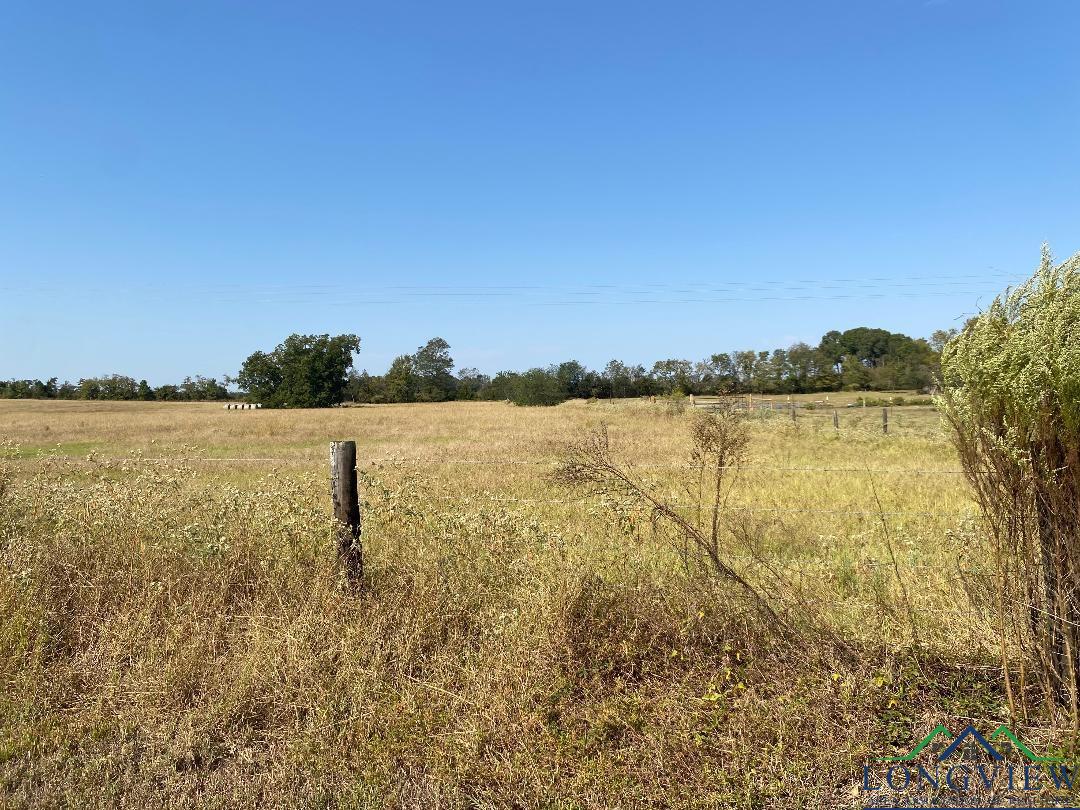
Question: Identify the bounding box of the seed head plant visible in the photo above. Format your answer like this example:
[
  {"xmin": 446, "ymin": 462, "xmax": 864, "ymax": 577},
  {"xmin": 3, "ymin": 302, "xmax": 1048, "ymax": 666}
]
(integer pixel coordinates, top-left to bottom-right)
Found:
[{"xmin": 941, "ymin": 245, "xmax": 1080, "ymax": 722}]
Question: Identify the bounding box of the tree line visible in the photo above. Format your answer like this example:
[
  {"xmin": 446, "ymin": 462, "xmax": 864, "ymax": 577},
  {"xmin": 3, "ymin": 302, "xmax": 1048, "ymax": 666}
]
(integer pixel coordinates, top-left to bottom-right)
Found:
[
  {"xmin": 350, "ymin": 327, "xmax": 951, "ymax": 406},
  {"xmin": 1, "ymin": 326, "xmax": 955, "ymax": 408},
  {"xmin": 0, "ymin": 375, "xmax": 230, "ymax": 402}
]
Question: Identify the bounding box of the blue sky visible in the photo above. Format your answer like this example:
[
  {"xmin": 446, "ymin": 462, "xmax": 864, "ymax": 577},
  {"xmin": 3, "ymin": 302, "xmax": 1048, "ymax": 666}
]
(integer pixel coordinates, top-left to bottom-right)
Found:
[{"xmin": 2, "ymin": 1, "xmax": 1078, "ymax": 383}]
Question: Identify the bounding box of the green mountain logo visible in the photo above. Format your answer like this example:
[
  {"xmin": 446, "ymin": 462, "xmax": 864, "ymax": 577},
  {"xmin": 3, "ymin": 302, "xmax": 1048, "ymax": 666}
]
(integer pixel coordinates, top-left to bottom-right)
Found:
[
  {"xmin": 989, "ymin": 725, "xmax": 1064, "ymax": 763},
  {"xmin": 877, "ymin": 724, "xmax": 1063, "ymax": 764}
]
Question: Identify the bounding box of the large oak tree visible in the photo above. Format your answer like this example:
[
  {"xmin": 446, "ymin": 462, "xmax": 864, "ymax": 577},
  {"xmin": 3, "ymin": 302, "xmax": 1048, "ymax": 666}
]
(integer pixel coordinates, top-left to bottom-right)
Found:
[{"xmin": 237, "ymin": 333, "xmax": 360, "ymax": 408}]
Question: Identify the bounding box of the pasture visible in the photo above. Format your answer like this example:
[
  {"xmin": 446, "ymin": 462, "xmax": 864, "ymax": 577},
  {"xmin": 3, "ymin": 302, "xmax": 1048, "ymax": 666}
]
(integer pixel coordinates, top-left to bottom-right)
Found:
[{"xmin": 0, "ymin": 398, "xmax": 1058, "ymax": 807}]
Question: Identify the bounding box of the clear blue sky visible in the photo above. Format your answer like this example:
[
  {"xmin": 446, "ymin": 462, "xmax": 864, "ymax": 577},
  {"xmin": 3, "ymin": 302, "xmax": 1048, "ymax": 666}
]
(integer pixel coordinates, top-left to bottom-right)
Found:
[{"xmin": 2, "ymin": 1, "xmax": 1078, "ymax": 384}]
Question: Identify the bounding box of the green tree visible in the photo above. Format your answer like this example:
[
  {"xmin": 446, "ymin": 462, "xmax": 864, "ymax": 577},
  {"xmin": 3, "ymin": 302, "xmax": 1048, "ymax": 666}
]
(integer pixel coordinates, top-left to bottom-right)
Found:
[
  {"xmin": 929, "ymin": 328, "xmax": 959, "ymax": 353},
  {"xmin": 383, "ymin": 355, "xmax": 418, "ymax": 403},
  {"xmin": 77, "ymin": 378, "xmax": 101, "ymax": 400},
  {"xmin": 76, "ymin": 375, "xmax": 138, "ymax": 400},
  {"xmin": 603, "ymin": 360, "xmax": 632, "ymax": 399},
  {"xmin": 180, "ymin": 375, "xmax": 229, "ymax": 401},
  {"xmin": 650, "ymin": 359, "xmax": 694, "ymax": 394},
  {"xmin": 556, "ymin": 360, "xmax": 589, "ymax": 399},
  {"xmin": 455, "ymin": 368, "xmax": 490, "ymax": 400},
  {"xmin": 483, "ymin": 371, "xmax": 519, "ymax": 401},
  {"xmin": 510, "ymin": 367, "xmax": 565, "ymax": 406},
  {"xmin": 237, "ymin": 334, "xmax": 360, "ymax": 408},
  {"xmin": 346, "ymin": 370, "xmax": 386, "ymax": 403},
  {"xmin": 707, "ymin": 353, "xmax": 738, "ymax": 394},
  {"xmin": 412, "ymin": 337, "xmax": 456, "ymax": 401},
  {"xmin": 733, "ymin": 350, "xmax": 759, "ymax": 393},
  {"xmin": 840, "ymin": 360, "xmax": 871, "ymax": 390}
]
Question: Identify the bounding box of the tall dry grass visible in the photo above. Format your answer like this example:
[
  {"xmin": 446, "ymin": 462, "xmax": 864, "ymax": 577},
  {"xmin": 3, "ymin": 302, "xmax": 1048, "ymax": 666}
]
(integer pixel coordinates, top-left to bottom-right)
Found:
[{"xmin": 0, "ymin": 399, "xmax": 1067, "ymax": 807}]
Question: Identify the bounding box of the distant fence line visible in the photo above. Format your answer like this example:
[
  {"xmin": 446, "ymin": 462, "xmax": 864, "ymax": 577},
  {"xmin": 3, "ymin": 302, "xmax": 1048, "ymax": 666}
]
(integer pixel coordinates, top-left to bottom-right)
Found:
[
  {"xmin": 693, "ymin": 393, "xmax": 937, "ymax": 409},
  {"xmin": 691, "ymin": 397, "xmax": 944, "ymax": 435},
  {"xmin": 4, "ymin": 455, "xmax": 967, "ymax": 475},
  {"xmin": 224, "ymin": 403, "xmax": 262, "ymax": 409}
]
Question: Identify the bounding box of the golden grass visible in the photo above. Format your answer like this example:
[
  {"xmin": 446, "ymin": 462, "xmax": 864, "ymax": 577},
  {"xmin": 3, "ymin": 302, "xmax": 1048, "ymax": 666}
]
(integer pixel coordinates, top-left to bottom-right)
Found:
[{"xmin": 0, "ymin": 399, "xmax": 1066, "ymax": 807}]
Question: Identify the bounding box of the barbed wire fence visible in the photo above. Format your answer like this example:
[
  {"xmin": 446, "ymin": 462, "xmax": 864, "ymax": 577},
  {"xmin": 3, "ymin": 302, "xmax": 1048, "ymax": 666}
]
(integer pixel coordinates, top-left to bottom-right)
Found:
[{"xmin": 10, "ymin": 443, "xmax": 1068, "ymax": 646}]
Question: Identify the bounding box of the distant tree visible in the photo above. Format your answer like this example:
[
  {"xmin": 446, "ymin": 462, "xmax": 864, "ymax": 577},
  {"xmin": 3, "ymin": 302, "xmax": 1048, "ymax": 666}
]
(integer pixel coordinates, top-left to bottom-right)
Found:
[
  {"xmin": 137, "ymin": 380, "xmax": 155, "ymax": 401},
  {"xmin": 582, "ymin": 369, "xmax": 606, "ymax": 398},
  {"xmin": 817, "ymin": 330, "xmax": 845, "ymax": 373},
  {"xmin": 650, "ymin": 359, "xmax": 695, "ymax": 394},
  {"xmin": 154, "ymin": 384, "xmax": 181, "ymax": 401},
  {"xmin": 77, "ymin": 378, "xmax": 101, "ymax": 400},
  {"xmin": 837, "ymin": 327, "xmax": 893, "ymax": 367},
  {"xmin": 556, "ymin": 360, "xmax": 589, "ymax": 399},
  {"xmin": 929, "ymin": 328, "xmax": 959, "ymax": 355},
  {"xmin": 180, "ymin": 375, "xmax": 229, "ymax": 401},
  {"xmin": 764, "ymin": 349, "xmax": 789, "ymax": 393},
  {"xmin": 455, "ymin": 368, "xmax": 490, "ymax": 400},
  {"xmin": 707, "ymin": 353, "xmax": 737, "ymax": 393},
  {"xmin": 603, "ymin": 360, "xmax": 632, "ymax": 399},
  {"xmin": 510, "ymin": 367, "xmax": 565, "ymax": 406},
  {"xmin": 346, "ymin": 370, "xmax": 386, "ymax": 403},
  {"xmin": 628, "ymin": 363, "xmax": 652, "ymax": 396},
  {"xmin": 74, "ymin": 375, "xmax": 138, "ymax": 400},
  {"xmin": 787, "ymin": 343, "xmax": 825, "ymax": 392},
  {"xmin": 383, "ymin": 355, "xmax": 418, "ymax": 403},
  {"xmin": 840, "ymin": 361, "xmax": 872, "ymax": 390},
  {"xmin": 237, "ymin": 334, "xmax": 360, "ymax": 408},
  {"xmin": 412, "ymin": 337, "xmax": 456, "ymax": 401},
  {"xmin": 103, "ymin": 375, "xmax": 139, "ymax": 400},
  {"xmin": 732, "ymin": 351, "xmax": 759, "ymax": 393},
  {"xmin": 483, "ymin": 371, "xmax": 520, "ymax": 401},
  {"xmin": 234, "ymin": 351, "xmax": 281, "ymax": 404}
]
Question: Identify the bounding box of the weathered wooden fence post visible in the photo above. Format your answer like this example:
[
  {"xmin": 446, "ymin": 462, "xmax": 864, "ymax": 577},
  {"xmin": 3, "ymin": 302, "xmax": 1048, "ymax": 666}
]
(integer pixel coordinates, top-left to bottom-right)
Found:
[
  {"xmin": 790, "ymin": 403, "xmax": 797, "ymax": 424},
  {"xmin": 330, "ymin": 440, "xmax": 362, "ymax": 583},
  {"xmin": 833, "ymin": 409, "xmax": 839, "ymax": 430},
  {"xmin": 882, "ymin": 407, "xmax": 889, "ymax": 435}
]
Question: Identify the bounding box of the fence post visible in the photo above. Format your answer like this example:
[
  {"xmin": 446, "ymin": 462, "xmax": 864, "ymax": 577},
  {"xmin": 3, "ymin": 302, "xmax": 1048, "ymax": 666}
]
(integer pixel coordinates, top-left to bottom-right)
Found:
[
  {"xmin": 330, "ymin": 440, "xmax": 363, "ymax": 583},
  {"xmin": 833, "ymin": 409, "xmax": 839, "ymax": 431},
  {"xmin": 882, "ymin": 407, "xmax": 889, "ymax": 435},
  {"xmin": 791, "ymin": 403, "xmax": 797, "ymax": 424}
]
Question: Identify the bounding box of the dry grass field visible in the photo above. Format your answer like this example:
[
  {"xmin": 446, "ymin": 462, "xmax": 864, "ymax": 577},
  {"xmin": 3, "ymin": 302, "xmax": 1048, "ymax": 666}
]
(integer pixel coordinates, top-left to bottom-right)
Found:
[{"xmin": 0, "ymin": 398, "xmax": 1066, "ymax": 807}]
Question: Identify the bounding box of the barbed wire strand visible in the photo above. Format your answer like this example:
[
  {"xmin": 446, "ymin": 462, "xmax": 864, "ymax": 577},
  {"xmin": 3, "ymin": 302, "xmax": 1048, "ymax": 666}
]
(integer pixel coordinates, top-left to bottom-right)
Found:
[{"xmin": 5, "ymin": 455, "xmax": 968, "ymax": 475}]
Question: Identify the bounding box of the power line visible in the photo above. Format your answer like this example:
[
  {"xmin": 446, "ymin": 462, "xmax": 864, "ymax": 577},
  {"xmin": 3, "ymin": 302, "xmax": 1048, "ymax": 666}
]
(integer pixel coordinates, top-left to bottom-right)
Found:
[{"xmin": 2, "ymin": 272, "xmax": 1027, "ymax": 308}]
